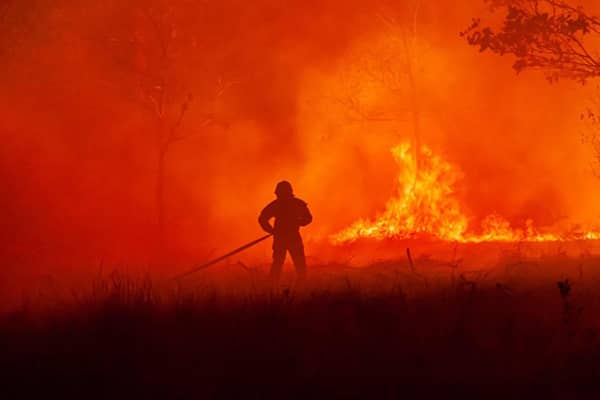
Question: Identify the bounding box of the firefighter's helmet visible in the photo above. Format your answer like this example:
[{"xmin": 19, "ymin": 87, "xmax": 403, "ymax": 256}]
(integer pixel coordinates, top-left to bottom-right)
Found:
[{"xmin": 275, "ymin": 181, "xmax": 293, "ymax": 198}]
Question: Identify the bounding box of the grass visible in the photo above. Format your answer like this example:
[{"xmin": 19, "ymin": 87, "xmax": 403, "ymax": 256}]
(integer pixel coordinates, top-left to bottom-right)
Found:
[{"xmin": 3, "ymin": 248, "xmax": 600, "ymax": 399}]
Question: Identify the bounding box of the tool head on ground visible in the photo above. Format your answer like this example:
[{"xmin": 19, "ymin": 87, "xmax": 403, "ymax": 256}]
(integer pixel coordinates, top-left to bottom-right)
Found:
[{"xmin": 275, "ymin": 180, "xmax": 293, "ymax": 198}]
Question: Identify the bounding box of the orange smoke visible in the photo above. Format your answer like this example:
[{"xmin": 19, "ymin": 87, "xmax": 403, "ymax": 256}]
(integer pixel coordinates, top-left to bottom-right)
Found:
[
  {"xmin": 3, "ymin": 0, "xmax": 600, "ymax": 284},
  {"xmin": 331, "ymin": 142, "xmax": 600, "ymax": 244}
]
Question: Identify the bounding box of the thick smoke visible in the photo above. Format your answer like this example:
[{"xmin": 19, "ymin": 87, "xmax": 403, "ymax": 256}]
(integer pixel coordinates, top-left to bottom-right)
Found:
[{"xmin": 1, "ymin": 0, "xmax": 600, "ymax": 294}]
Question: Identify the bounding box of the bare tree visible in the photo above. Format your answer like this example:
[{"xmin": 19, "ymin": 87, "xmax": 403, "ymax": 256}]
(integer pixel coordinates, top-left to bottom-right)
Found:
[
  {"xmin": 335, "ymin": 1, "xmax": 425, "ymax": 177},
  {"xmin": 462, "ymin": 0, "xmax": 600, "ymax": 83},
  {"xmin": 100, "ymin": 1, "xmax": 231, "ymax": 252},
  {"xmin": 377, "ymin": 0, "xmax": 423, "ymax": 174}
]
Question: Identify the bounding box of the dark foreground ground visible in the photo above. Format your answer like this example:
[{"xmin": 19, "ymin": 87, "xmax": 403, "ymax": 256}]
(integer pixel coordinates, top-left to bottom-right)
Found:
[{"xmin": 3, "ymin": 249, "xmax": 600, "ymax": 399}]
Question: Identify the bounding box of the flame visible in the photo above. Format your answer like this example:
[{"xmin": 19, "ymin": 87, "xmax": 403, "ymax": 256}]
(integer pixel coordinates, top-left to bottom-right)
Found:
[{"xmin": 331, "ymin": 142, "xmax": 600, "ymax": 244}]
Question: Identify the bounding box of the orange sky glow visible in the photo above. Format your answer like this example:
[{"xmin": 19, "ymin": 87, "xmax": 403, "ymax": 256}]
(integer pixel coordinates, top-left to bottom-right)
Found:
[{"xmin": 2, "ymin": 0, "xmax": 600, "ymax": 297}]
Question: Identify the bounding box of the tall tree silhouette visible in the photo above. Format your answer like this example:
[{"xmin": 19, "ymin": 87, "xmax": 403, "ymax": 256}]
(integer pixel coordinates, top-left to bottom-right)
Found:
[
  {"xmin": 98, "ymin": 0, "xmax": 231, "ymax": 253},
  {"xmin": 377, "ymin": 0, "xmax": 424, "ymax": 178},
  {"xmin": 336, "ymin": 0, "xmax": 425, "ymax": 178}
]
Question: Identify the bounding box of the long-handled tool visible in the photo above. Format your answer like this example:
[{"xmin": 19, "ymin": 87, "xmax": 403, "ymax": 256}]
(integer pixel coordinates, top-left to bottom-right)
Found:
[{"xmin": 172, "ymin": 234, "xmax": 272, "ymax": 280}]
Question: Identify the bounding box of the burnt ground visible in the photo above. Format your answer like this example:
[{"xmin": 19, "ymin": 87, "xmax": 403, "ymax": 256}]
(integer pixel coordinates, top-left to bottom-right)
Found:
[{"xmin": 3, "ymin": 245, "xmax": 600, "ymax": 399}]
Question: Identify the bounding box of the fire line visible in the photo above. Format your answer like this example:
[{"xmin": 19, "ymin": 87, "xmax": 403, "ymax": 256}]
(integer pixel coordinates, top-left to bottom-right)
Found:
[{"xmin": 331, "ymin": 142, "xmax": 600, "ymax": 245}]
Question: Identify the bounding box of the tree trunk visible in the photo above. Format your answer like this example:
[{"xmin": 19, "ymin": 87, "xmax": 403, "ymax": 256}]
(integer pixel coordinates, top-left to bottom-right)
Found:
[
  {"xmin": 156, "ymin": 148, "xmax": 166, "ymax": 251},
  {"xmin": 408, "ymin": 66, "xmax": 420, "ymax": 175},
  {"xmin": 402, "ymin": 32, "xmax": 421, "ymax": 180},
  {"xmin": 156, "ymin": 130, "xmax": 168, "ymax": 256}
]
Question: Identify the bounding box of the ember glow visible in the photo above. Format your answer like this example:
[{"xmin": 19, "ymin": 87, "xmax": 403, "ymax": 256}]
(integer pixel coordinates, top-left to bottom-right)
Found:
[{"xmin": 331, "ymin": 142, "xmax": 600, "ymax": 244}]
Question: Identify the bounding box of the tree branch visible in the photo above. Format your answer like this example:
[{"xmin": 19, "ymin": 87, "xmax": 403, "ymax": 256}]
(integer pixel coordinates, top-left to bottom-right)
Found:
[{"xmin": 462, "ymin": 0, "xmax": 600, "ymax": 83}]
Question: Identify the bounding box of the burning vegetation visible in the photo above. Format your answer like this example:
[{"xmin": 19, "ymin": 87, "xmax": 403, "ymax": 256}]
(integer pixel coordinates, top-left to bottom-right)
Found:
[
  {"xmin": 4, "ymin": 1, "xmax": 600, "ymax": 397},
  {"xmin": 2, "ymin": 0, "xmax": 600, "ymax": 275},
  {"xmin": 332, "ymin": 142, "xmax": 600, "ymax": 244}
]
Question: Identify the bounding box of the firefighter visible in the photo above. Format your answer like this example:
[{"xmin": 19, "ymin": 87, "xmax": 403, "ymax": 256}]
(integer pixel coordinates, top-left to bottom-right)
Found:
[{"xmin": 258, "ymin": 181, "xmax": 312, "ymax": 282}]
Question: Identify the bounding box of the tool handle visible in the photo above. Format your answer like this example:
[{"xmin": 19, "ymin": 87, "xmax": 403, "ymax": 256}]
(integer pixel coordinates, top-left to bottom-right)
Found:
[{"xmin": 173, "ymin": 234, "xmax": 272, "ymax": 280}]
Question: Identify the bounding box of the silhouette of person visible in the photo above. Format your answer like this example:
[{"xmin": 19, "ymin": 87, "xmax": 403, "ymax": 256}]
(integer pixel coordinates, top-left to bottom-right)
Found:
[{"xmin": 258, "ymin": 181, "xmax": 312, "ymax": 282}]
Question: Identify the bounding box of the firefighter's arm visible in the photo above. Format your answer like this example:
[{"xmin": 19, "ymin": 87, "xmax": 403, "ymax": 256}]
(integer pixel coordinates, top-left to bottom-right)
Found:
[
  {"xmin": 299, "ymin": 203, "xmax": 313, "ymax": 227},
  {"xmin": 258, "ymin": 204, "xmax": 275, "ymax": 234}
]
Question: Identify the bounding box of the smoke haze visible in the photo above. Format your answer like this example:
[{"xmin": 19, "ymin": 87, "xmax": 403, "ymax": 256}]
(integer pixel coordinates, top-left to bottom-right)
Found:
[{"xmin": 1, "ymin": 0, "xmax": 600, "ymax": 295}]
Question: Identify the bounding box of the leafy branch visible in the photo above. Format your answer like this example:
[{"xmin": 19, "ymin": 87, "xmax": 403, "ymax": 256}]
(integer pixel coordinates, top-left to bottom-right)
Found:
[{"xmin": 462, "ymin": 0, "xmax": 600, "ymax": 83}]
